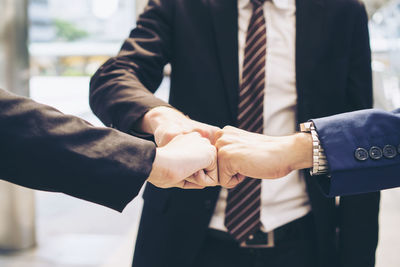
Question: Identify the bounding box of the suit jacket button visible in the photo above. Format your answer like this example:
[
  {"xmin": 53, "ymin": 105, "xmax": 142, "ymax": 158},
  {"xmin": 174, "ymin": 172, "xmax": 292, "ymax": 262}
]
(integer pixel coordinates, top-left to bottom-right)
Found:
[
  {"xmin": 355, "ymin": 148, "xmax": 369, "ymax": 161},
  {"xmin": 383, "ymin": 145, "xmax": 397, "ymax": 159},
  {"xmin": 369, "ymin": 146, "xmax": 383, "ymax": 160}
]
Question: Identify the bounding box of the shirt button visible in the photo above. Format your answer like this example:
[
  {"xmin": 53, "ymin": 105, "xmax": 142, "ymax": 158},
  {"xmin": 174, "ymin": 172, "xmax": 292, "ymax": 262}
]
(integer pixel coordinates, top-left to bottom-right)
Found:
[
  {"xmin": 369, "ymin": 146, "xmax": 383, "ymax": 160},
  {"xmin": 355, "ymin": 148, "xmax": 369, "ymax": 161},
  {"xmin": 383, "ymin": 145, "xmax": 397, "ymax": 159}
]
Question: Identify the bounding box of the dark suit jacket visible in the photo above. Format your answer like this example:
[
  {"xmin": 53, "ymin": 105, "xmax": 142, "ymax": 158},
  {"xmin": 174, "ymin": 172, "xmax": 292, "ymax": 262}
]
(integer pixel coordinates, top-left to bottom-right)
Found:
[
  {"xmin": 313, "ymin": 108, "xmax": 400, "ymax": 196},
  {"xmin": 90, "ymin": 0, "xmax": 380, "ymax": 266},
  {"xmin": 0, "ymin": 88, "xmax": 156, "ymax": 212}
]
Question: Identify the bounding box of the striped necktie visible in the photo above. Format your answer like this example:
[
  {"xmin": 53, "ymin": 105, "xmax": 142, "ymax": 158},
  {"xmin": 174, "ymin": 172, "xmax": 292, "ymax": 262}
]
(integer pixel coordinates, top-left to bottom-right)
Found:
[{"xmin": 224, "ymin": 0, "xmax": 266, "ymax": 244}]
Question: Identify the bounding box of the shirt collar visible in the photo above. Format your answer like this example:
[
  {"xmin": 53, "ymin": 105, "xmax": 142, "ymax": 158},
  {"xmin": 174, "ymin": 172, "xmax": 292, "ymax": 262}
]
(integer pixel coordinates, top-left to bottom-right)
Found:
[{"xmin": 238, "ymin": 0, "xmax": 295, "ymax": 10}]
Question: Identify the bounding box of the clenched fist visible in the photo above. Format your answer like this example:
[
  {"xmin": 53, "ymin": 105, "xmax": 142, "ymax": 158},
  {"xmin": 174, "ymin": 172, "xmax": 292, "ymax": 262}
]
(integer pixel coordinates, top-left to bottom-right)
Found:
[
  {"xmin": 215, "ymin": 126, "xmax": 313, "ymax": 188},
  {"xmin": 147, "ymin": 132, "xmax": 218, "ymax": 189}
]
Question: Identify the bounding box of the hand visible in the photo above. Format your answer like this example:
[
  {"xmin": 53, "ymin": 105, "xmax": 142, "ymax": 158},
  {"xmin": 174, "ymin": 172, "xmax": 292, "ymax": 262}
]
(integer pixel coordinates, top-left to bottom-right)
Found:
[
  {"xmin": 147, "ymin": 132, "xmax": 218, "ymax": 189},
  {"xmin": 140, "ymin": 106, "xmax": 220, "ymax": 146},
  {"xmin": 215, "ymin": 126, "xmax": 313, "ymax": 188}
]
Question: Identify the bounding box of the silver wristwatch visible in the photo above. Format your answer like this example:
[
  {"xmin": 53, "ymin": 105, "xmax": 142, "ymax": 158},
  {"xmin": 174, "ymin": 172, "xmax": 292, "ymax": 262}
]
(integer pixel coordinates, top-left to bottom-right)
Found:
[{"xmin": 300, "ymin": 122, "xmax": 329, "ymax": 176}]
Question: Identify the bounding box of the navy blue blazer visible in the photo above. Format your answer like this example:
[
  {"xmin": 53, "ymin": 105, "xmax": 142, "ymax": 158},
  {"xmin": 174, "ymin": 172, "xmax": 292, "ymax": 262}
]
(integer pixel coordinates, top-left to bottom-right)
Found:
[{"xmin": 313, "ymin": 108, "xmax": 400, "ymax": 196}]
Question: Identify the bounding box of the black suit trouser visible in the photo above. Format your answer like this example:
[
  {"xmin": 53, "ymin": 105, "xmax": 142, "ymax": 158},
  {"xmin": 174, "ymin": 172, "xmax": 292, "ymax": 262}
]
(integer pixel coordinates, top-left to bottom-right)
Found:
[{"xmin": 192, "ymin": 213, "xmax": 318, "ymax": 267}]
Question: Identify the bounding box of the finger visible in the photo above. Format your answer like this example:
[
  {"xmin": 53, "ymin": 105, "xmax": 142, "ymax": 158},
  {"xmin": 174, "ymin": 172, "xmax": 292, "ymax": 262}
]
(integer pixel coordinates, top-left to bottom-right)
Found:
[
  {"xmin": 215, "ymin": 134, "xmax": 241, "ymax": 150},
  {"xmin": 218, "ymin": 160, "xmax": 233, "ymax": 188},
  {"xmin": 207, "ymin": 125, "xmax": 222, "ymax": 145},
  {"xmin": 175, "ymin": 180, "xmax": 205, "ymax": 189},
  {"xmin": 193, "ymin": 123, "xmax": 220, "ymax": 143},
  {"xmin": 215, "ymin": 137, "xmax": 230, "ymax": 150},
  {"xmin": 222, "ymin": 125, "xmax": 237, "ymax": 133},
  {"xmin": 204, "ymin": 169, "xmax": 218, "ymax": 186},
  {"xmin": 192, "ymin": 124, "xmax": 211, "ymax": 140},
  {"xmin": 185, "ymin": 171, "xmax": 205, "ymax": 184},
  {"xmin": 237, "ymin": 174, "xmax": 246, "ymax": 181},
  {"xmin": 185, "ymin": 171, "xmax": 201, "ymax": 184},
  {"xmin": 214, "ymin": 130, "xmax": 226, "ymax": 149},
  {"xmin": 217, "ymin": 147, "xmax": 236, "ymax": 187},
  {"xmin": 204, "ymin": 174, "xmax": 219, "ymax": 187},
  {"xmin": 214, "ymin": 129, "xmax": 224, "ymax": 144},
  {"xmin": 185, "ymin": 131, "xmax": 202, "ymax": 138},
  {"xmin": 225, "ymin": 174, "xmax": 246, "ymax": 188},
  {"xmin": 205, "ymin": 148, "xmax": 218, "ymax": 185},
  {"xmin": 188, "ymin": 170, "xmax": 217, "ymax": 187}
]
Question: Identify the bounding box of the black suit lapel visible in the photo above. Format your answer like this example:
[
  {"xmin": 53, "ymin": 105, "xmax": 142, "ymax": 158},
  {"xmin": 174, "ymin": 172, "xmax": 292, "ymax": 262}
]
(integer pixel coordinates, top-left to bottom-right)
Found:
[
  {"xmin": 208, "ymin": 0, "xmax": 240, "ymax": 124},
  {"xmin": 207, "ymin": 0, "xmax": 326, "ymax": 123},
  {"xmin": 296, "ymin": 0, "xmax": 326, "ymax": 98}
]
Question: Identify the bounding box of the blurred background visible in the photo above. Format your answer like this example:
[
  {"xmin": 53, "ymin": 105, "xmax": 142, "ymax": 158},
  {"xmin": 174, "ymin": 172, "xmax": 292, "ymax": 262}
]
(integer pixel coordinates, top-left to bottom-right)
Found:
[{"xmin": 0, "ymin": 0, "xmax": 399, "ymax": 266}]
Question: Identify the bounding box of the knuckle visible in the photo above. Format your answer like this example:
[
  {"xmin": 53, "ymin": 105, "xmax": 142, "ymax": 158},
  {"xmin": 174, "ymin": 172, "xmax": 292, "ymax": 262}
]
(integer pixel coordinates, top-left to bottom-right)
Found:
[
  {"xmin": 209, "ymin": 145, "xmax": 217, "ymax": 155},
  {"xmin": 163, "ymin": 131, "xmax": 177, "ymax": 140},
  {"xmin": 215, "ymin": 129, "xmax": 224, "ymax": 139},
  {"xmin": 201, "ymin": 136, "xmax": 211, "ymax": 144},
  {"xmin": 191, "ymin": 131, "xmax": 202, "ymax": 137},
  {"xmin": 215, "ymin": 139, "xmax": 223, "ymax": 149},
  {"xmin": 222, "ymin": 125, "xmax": 234, "ymax": 131},
  {"xmin": 223, "ymin": 181, "xmax": 235, "ymax": 189},
  {"xmin": 215, "ymin": 137, "xmax": 229, "ymax": 149},
  {"xmin": 226, "ymin": 184, "xmax": 236, "ymax": 189}
]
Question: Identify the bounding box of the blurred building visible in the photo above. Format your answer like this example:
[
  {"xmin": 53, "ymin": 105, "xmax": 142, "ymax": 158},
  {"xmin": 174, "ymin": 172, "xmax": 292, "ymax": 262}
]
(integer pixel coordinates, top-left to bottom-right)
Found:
[
  {"xmin": 29, "ymin": 0, "xmax": 55, "ymax": 42},
  {"xmin": 369, "ymin": 0, "xmax": 400, "ymax": 110},
  {"xmin": 29, "ymin": 0, "xmax": 137, "ymax": 76},
  {"xmin": 30, "ymin": 0, "xmax": 136, "ymax": 43}
]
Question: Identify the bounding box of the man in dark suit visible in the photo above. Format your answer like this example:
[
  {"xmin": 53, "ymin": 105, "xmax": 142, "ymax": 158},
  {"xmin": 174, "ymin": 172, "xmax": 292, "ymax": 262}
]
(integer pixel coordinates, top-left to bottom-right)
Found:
[
  {"xmin": 0, "ymin": 88, "xmax": 218, "ymax": 212},
  {"xmin": 215, "ymin": 108, "xmax": 400, "ymax": 197},
  {"xmin": 90, "ymin": 0, "xmax": 380, "ymax": 266}
]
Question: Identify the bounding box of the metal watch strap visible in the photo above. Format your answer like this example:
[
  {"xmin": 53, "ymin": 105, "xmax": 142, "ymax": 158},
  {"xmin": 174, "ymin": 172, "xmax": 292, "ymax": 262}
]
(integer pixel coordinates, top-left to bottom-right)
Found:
[{"xmin": 300, "ymin": 122, "xmax": 329, "ymax": 176}]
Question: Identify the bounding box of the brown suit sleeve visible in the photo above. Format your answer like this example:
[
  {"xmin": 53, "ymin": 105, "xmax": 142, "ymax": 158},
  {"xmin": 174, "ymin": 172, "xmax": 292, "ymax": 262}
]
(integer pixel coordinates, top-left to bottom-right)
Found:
[
  {"xmin": 89, "ymin": 0, "xmax": 173, "ymax": 135},
  {"xmin": 0, "ymin": 88, "xmax": 156, "ymax": 212}
]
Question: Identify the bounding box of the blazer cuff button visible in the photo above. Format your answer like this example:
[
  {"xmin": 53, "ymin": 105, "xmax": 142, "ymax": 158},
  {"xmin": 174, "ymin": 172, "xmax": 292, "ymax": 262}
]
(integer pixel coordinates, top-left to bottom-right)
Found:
[
  {"xmin": 355, "ymin": 148, "xmax": 369, "ymax": 161},
  {"xmin": 383, "ymin": 145, "xmax": 397, "ymax": 159},
  {"xmin": 369, "ymin": 146, "xmax": 383, "ymax": 160}
]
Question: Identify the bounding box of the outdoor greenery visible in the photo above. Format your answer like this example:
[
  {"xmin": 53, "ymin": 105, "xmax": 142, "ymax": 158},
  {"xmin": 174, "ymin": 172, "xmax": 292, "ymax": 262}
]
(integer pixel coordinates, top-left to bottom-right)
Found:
[{"xmin": 53, "ymin": 19, "xmax": 89, "ymax": 41}]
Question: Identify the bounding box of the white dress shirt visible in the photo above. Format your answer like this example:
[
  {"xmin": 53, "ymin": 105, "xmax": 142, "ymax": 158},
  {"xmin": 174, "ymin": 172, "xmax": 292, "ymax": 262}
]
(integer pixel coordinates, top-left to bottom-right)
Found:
[{"xmin": 209, "ymin": 0, "xmax": 311, "ymax": 232}]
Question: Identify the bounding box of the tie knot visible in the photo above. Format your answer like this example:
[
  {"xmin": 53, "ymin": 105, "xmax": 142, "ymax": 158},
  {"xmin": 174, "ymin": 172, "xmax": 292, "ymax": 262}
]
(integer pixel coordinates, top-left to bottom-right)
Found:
[{"xmin": 251, "ymin": 0, "xmax": 266, "ymax": 7}]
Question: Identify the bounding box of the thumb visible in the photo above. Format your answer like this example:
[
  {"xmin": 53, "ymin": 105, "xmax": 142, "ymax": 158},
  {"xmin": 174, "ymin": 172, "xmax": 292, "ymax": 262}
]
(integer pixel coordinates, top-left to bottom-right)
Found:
[
  {"xmin": 225, "ymin": 174, "xmax": 246, "ymax": 188},
  {"xmin": 218, "ymin": 158, "xmax": 234, "ymax": 188}
]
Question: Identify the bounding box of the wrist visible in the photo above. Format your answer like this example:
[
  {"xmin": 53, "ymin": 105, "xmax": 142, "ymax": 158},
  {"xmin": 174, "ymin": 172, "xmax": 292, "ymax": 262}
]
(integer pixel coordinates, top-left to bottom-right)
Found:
[
  {"xmin": 148, "ymin": 148, "xmax": 169, "ymax": 185},
  {"xmin": 141, "ymin": 106, "xmax": 185, "ymax": 134},
  {"xmin": 289, "ymin": 132, "xmax": 313, "ymax": 171}
]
